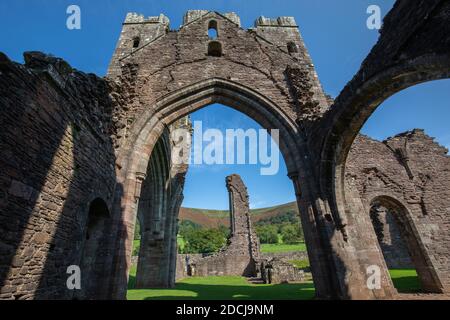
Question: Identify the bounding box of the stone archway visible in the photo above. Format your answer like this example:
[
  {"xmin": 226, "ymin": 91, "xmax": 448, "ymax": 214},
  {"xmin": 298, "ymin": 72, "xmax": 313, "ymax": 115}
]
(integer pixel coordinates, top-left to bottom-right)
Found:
[
  {"xmin": 368, "ymin": 195, "xmax": 443, "ymax": 293},
  {"xmin": 108, "ymin": 77, "xmax": 337, "ymax": 299},
  {"xmin": 316, "ymin": 55, "xmax": 450, "ymax": 296},
  {"xmin": 308, "ymin": 0, "xmax": 450, "ymax": 300}
]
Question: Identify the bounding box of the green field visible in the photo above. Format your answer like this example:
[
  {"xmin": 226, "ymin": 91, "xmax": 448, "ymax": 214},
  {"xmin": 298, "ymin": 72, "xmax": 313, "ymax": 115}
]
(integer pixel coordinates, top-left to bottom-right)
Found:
[
  {"xmin": 260, "ymin": 243, "xmax": 306, "ymax": 253},
  {"xmin": 127, "ymin": 267, "xmax": 420, "ymax": 300},
  {"xmin": 127, "ymin": 274, "xmax": 315, "ymax": 300},
  {"xmin": 289, "ymin": 259, "xmax": 310, "ymax": 269},
  {"xmin": 389, "ymin": 269, "xmax": 421, "ymax": 293}
]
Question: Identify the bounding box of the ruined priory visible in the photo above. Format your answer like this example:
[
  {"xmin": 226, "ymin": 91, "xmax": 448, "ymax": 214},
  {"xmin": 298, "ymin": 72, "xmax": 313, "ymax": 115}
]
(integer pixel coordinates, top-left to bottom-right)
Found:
[{"xmin": 0, "ymin": 1, "xmax": 449, "ymax": 300}]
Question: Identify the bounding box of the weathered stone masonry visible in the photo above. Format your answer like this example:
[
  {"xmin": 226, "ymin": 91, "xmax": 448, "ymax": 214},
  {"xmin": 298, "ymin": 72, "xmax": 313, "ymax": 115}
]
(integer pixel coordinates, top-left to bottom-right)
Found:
[
  {"xmin": 134, "ymin": 118, "xmax": 190, "ymax": 289},
  {"xmin": 347, "ymin": 131, "xmax": 450, "ymax": 292},
  {"xmin": 0, "ymin": 1, "xmax": 449, "ymax": 300},
  {"xmin": 191, "ymin": 174, "xmax": 260, "ymax": 277},
  {"xmin": 0, "ymin": 52, "xmax": 118, "ymax": 299}
]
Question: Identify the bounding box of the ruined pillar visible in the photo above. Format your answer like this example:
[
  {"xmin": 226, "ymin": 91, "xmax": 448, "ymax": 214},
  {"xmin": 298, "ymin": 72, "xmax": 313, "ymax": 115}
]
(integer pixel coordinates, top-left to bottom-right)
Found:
[{"xmin": 192, "ymin": 174, "xmax": 261, "ymax": 277}]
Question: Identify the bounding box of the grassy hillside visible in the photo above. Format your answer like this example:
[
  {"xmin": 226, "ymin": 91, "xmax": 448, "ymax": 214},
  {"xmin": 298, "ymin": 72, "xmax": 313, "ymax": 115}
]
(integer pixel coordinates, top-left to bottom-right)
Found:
[
  {"xmin": 133, "ymin": 202, "xmax": 304, "ymax": 255},
  {"xmin": 179, "ymin": 201, "xmax": 298, "ymax": 228}
]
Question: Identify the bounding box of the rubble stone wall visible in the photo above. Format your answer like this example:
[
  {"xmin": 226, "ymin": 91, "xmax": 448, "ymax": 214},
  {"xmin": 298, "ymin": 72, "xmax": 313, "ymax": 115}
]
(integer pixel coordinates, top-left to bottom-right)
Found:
[
  {"xmin": 193, "ymin": 174, "xmax": 260, "ymax": 277},
  {"xmin": 346, "ymin": 131, "xmax": 450, "ymax": 292}
]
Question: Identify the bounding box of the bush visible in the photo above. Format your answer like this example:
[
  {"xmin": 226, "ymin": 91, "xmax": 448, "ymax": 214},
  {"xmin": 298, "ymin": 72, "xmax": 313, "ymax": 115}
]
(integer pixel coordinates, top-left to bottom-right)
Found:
[
  {"xmin": 255, "ymin": 211, "xmax": 299, "ymax": 226},
  {"xmin": 178, "ymin": 220, "xmax": 203, "ymax": 238},
  {"xmin": 134, "ymin": 220, "xmax": 141, "ymax": 240},
  {"xmin": 256, "ymin": 225, "xmax": 279, "ymax": 244},
  {"xmin": 183, "ymin": 228, "xmax": 227, "ymax": 254},
  {"xmin": 280, "ymin": 224, "xmax": 302, "ymax": 244}
]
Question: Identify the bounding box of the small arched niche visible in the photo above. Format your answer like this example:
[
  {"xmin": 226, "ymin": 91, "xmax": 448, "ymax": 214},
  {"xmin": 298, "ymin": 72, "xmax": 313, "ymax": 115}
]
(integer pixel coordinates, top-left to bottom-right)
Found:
[
  {"xmin": 208, "ymin": 41, "xmax": 222, "ymax": 57},
  {"xmin": 208, "ymin": 20, "xmax": 218, "ymax": 39},
  {"xmin": 287, "ymin": 42, "xmax": 299, "ymax": 54},
  {"xmin": 77, "ymin": 198, "xmax": 110, "ymax": 299},
  {"xmin": 132, "ymin": 36, "xmax": 140, "ymax": 49}
]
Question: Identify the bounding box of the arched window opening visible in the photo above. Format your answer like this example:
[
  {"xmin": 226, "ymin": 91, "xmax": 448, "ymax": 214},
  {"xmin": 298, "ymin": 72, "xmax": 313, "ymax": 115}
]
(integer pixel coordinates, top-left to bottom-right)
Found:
[
  {"xmin": 370, "ymin": 203, "xmax": 414, "ymax": 269},
  {"xmin": 208, "ymin": 20, "xmax": 218, "ymax": 39},
  {"xmin": 208, "ymin": 41, "xmax": 222, "ymax": 57},
  {"xmin": 85, "ymin": 199, "xmax": 109, "ymax": 239},
  {"xmin": 76, "ymin": 198, "xmax": 109, "ymax": 299},
  {"xmin": 132, "ymin": 37, "xmax": 140, "ymax": 48},
  {"xmin": 287, "ymin": 42, "xmax": 298, "ymax": 54},
  {"xmin": 369, "ymin": 200, "xmax": 423, "ymax": 293}
]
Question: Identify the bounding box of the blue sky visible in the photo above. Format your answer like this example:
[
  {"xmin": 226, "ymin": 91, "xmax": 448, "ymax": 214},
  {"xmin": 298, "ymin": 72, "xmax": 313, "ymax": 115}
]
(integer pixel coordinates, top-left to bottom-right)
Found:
[{"xmin": 1, "ymin": 1, "xmax": 448, "ymax": 209}]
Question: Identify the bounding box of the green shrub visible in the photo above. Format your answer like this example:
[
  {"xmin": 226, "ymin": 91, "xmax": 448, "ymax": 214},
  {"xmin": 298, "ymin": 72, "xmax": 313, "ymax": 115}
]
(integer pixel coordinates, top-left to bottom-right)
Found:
[
  {"xmin": 280, "ymin": 224, "xmax": 302, "ymax": 244},
  {"xmin": 183, "ymin": 228, "xmax": 227, "ymax": 254},
  {"xmin": 255, "ymin": 225, "xmax": 279, "ymax": 244}
]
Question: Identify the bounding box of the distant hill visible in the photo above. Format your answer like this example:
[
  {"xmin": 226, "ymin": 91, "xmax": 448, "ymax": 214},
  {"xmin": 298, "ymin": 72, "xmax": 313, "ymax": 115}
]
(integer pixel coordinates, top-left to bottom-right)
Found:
[{"xmin": 179, "ymin": 201, "xmax": 299, "ymax": 228}]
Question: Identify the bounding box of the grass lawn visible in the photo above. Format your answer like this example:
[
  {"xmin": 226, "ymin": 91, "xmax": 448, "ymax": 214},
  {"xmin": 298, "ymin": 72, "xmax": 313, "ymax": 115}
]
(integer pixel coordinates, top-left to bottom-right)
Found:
[
  {"xmin": 289, "ymin": 259, "xmax": 310, "ymax": 269},
  {"xmin": 260, "ymin": 242, "xmax": 306, "ymax": 253},
  {"xmin": 127, "ymin": 270, "xmax": 314, "ymax": 300},
  {"xmin": 127, "ymin": 267, "xmax": 421, "ymax": 300},
  {"xmin": 389, "ymin": 269, "xmax": 421, "ymax": 293},
  {"xmin": 132, "ymin": 240, "xmax": 140, "ymax": 256}
]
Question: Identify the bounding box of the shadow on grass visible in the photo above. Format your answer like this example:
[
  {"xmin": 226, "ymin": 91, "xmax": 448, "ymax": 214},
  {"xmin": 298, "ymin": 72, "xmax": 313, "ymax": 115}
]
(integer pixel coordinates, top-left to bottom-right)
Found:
[
  {"xmin": 389, "ymin": 269, "xmax": 422, "ymax": 293},
  {"xmin": 391, "ymin": 276, "xmax": 422, "ymax": 293},
  {"xmin": 128, "ymin": 281, "xmax": 315, "ymax": 300},
  {"xmin": 128, "ymin": 273, "xmax": 136, "ymax": 290}
]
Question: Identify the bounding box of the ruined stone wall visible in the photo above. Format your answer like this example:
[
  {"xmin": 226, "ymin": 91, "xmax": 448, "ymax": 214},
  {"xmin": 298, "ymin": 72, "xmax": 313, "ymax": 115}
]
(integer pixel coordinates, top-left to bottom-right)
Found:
[
  {"xmin": 192, "ymin": 174, "xmax": 260, "ymax": 277},
  {"xmin": 346, "ymin": 131, "xmax": 450, "ymax": 292},
  {"xmin": 175, "ymin": 254, "xmax": 204, "ymax": 280},
  {"xmin": 175, "ymin": 251, "xmax": 309, "ymax": 281},
  {"xmin": 261, "ymin": 259, "xmax": 305, "ymax": 284},
  {"xmin": 0, "ymin": 52, "xmax": 119, "ymax": 299},
  {"xmin": 261, "ymin": 251, "xmax": 308, "ymax": 262}
]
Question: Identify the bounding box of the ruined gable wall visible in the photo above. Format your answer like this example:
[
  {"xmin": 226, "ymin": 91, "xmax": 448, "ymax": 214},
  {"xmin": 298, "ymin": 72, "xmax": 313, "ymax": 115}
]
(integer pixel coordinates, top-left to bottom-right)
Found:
[
  {"xmin": 346, "ymin": 131, "xmax": 450, "ymax": 291},
  {"xmin": 107, "ymin": 11, "xmax": 329, "ymax": 149}
]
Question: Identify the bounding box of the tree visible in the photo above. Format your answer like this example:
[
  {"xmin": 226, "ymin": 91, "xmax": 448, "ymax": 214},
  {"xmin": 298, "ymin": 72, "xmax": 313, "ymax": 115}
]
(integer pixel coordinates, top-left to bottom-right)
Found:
[
  {"xmin": 280, "ymin": 224, "xmax": 302, "ymax": 244},
  {"xmin": 256, "ymin": 225, "xmax": 279, "ymax": 244},
  {"xmin": 178, "ymin": 220, "xmax": 202, "ymax": 239},
  {"xmin": 183, "ymin": 228, "xmax": 226, "ymax": 254}
]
